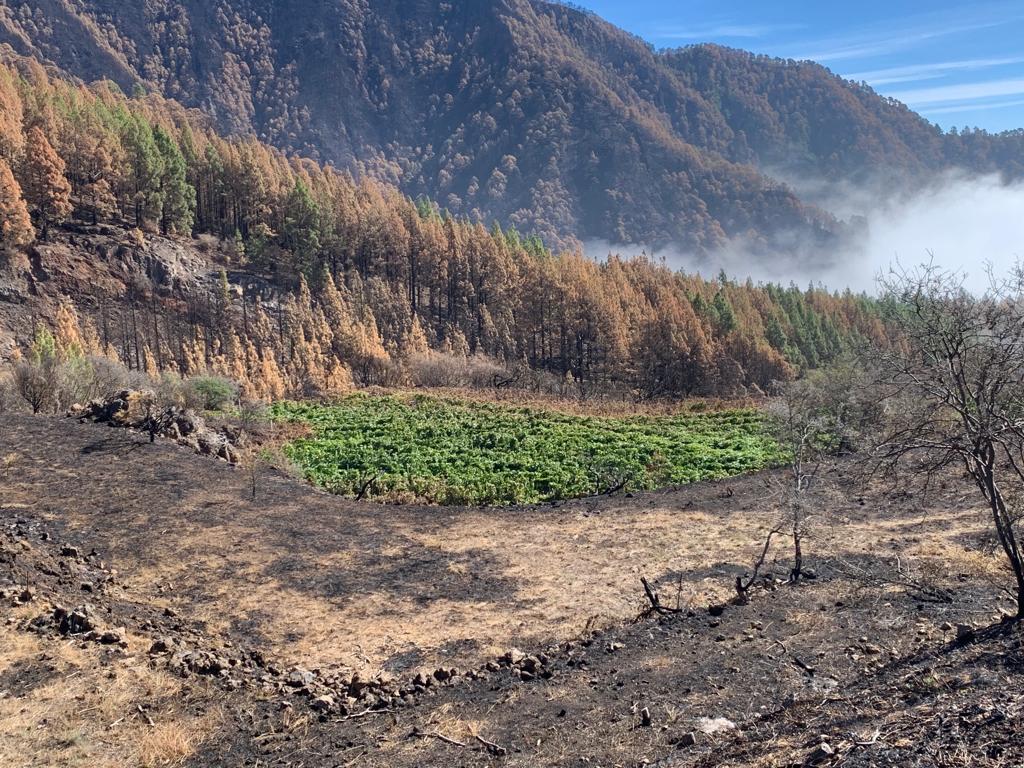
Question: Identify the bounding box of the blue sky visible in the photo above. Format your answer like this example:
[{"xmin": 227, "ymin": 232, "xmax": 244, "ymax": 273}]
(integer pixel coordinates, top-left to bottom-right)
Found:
[{"xmin": 573, "ymin": 0, "xmax": 1024, "ymax": 133}]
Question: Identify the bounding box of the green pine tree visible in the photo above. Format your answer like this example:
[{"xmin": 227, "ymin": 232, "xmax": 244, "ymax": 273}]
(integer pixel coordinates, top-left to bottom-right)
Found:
[{"xmin": 153, "ymin": 126, "xmax": 196, "ymax": 235}]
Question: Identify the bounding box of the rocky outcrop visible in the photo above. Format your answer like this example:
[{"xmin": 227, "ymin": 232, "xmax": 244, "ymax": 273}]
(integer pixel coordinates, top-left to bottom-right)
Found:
[{"xmin": 71, "ymin": 390, "xmax": 239, "ymax": 463}]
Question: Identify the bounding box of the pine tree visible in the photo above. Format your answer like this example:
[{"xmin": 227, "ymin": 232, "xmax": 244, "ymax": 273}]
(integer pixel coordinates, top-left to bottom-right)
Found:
[
  {"xmin": 153, "ymin": 126, "xmax": 195, "ymax": 235},
  {"xmin": 120, "ymin": 114, "xmax": 163, "ymax": 227},
  {"xmin": 0, "ymin": 68, "xmax": 24, "ymax": 161},
  {"xmin": 53, "ymin": 299, "xmax": 86, "ymax": 359},
  {"xmin": 281, "ymin": 178, "xmax": 321, "ymax": 274},
  {"xmin": 0, "ymin": 159, "xmax": 34, "ymax": 247},
  {"xmin": 74, "ymin": 136, "xmax": 117, "ymax": 225},
  {"xmin": 19, "ymin": 126, "xmax": 72, "ymax": 239}
]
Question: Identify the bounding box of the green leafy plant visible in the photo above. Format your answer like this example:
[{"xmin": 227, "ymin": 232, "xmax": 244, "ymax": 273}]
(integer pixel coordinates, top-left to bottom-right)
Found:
[
  {"xmin": 270, "ymin": 395, "xmax": 784, "ymax": 506},
  {"xmin": 186, "ymin": 376, "xmax": 238, "ymax": 411}
]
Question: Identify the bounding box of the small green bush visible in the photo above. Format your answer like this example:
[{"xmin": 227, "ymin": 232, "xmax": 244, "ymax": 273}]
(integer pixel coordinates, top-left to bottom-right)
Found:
[{"xmin": 186, "ymin": 376, "xmax": 238, "ymax": 411}]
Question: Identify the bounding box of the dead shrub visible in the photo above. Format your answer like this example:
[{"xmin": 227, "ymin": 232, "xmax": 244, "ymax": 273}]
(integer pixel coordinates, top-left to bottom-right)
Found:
[{"xmin": 407, "ymin": 351, "xmax": 506, "ymax": 389}]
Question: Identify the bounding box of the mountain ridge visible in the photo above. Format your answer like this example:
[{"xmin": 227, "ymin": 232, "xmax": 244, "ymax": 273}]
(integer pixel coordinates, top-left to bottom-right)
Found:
[{"xmin": 1, "ymin": 0, "xmax": 1020, "ymax": 251}]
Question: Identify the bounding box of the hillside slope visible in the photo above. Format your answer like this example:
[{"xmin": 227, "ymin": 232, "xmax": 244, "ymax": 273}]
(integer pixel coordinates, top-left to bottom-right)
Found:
[
  {"xmin": 3, "ymin": 0, "xmax": 1021, "ymax": 251},
  {"xmin": 1, "ymin": 413, "xmax": 1019, "ymax": 767}
]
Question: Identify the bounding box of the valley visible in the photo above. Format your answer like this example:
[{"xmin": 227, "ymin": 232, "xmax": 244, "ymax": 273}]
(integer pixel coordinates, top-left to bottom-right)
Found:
[
  {"xmin": 2, "ymin": 413, "xmax": 1020, "ymax": 767},
  {"xmin": 0, "ymin": 1, "xmax": 1023, "ymax": 766}
]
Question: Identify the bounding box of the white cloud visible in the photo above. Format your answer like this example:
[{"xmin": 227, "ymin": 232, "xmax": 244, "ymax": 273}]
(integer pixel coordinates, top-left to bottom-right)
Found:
[
  {"xmin": 655, "ymin": 22, "xmax": 803, "ymax": 41},
  {"xmin": 919, "ymin": 97, "xmax": 1024, "ymax": 115},
  {"xmin": 784, "ymin": 4, "xmax": 1022, "ymax": 64},
  {"xmin": 846, "ymin": 57, "xmax": 1024, "ymax": 86},
  {"xmin": 584, "ymin": 174, "xmax": 1024, "ymax": 295},
  {"xmin": 891, "ymin": 77, "xmax": 1024, "ymax": 106},
  {"xmin": 796, "ymin": 18, "xmax": 1008, "ymax": 63}
]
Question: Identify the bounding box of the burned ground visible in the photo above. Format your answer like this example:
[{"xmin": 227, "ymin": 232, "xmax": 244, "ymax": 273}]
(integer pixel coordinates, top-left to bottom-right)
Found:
[{"xmin": 1, "ymin": 413, "xmax": 1022, "ymax": 767}]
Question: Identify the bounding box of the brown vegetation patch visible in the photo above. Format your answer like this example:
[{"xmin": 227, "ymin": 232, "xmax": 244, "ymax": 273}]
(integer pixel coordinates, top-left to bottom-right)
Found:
[
  {"xmin": 0, "ymin": 625, "xmax": 216, "ymax": 768},
  {"xmin": 2, "ymin": 414, "xmax": 1020, "ymax": 768}
]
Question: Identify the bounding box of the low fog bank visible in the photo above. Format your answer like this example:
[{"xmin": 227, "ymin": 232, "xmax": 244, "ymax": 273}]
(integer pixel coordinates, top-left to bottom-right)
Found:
[{"xmin": 585, "ymin": 173, "xmax": 1024, "ymax": 294}]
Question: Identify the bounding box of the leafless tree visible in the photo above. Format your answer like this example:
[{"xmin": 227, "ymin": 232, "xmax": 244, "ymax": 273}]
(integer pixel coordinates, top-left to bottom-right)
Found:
[
  {"xmin": 872, "ymin": 262, "xmax": 1024, "ymax": 619},
  {"xmin": 766, "ymin": 374, "xmax": 836, "ymax": 582},
  {"xmin": 737, "ymin": 366, "xmax": 867, "ymax": 601},
  {"xmin": 13, "ymin": 356, "xmax": 58, "ymax": 414}
]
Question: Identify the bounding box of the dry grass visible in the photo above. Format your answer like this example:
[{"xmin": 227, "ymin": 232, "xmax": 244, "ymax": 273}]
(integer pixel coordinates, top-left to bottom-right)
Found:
[
  {"xmin": 0, "ymin": 414, "xmax": 1012, "ymax": 687},
  {"xmin": 3, "ymin": 415, "xmax": 1020, "ymax": 768},
  {"xmin": 0, "ymin": 625, "xmax": 217, "ymax": 768},
  {"xmin": 80, "ymin": 498, "xmax": 772, "ymax": 674},
  {"xmin": 3, "ymin": 426, "xmax": 1005, "ymax": 680},
  {"xmin": 356, "ymin": 385, "xmax": 762, "ymax": 418}
]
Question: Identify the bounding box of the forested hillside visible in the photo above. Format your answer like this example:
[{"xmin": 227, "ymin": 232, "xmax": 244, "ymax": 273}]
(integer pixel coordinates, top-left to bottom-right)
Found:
[
  {"xmin": 1, "ymin": 0, "xmax": 1020, "ymax": 252},
  {"xmin": 0, "ymin": 56, "xmax": 889, "ymax": 401}
]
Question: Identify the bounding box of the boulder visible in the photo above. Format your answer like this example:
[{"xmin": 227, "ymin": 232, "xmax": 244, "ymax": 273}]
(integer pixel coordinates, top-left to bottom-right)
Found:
[
  {"xmin": 97, "ymin": 628, "xmax": 127, "ymax": 646},
  {"xmin": 807, "ymin": 741, "xmax": 835, "ymax": 765},
  {"xmin": 675, "ymin": 732, "xmax": 697, "ymax": 749},
  {"xmin": 503, "ymin": 648, "xmax": 526, "ymax": 665},
  {"xmin": 182, "ymin": 650, "xmax": 228, "ymax": 676},
  {"xmin": 149, "ymin": 637, "xmax": 176, "ymax": 655},
  {"xmin": 287, "ymin": 667, "xmax": 315, "ymax": 688},
  {"xmin": 56, "ymin": 604, "xmax": 95, "ymax": 635}
]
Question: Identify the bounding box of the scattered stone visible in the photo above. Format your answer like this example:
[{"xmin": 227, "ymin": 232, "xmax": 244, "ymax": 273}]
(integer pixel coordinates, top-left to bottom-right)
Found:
[
  {"xmin": 675, "ymin": 732, "xmax": 697, "ymax": 749},
  {"xmin": 56, "ymin": 604, "xmax": 95, "ymax": 635},
  {"xmin": 807, "ymin": 741, "xmax": 835, "ymax": 764},
  {"xmin": 310, "ymin": 694, "xmax": 335, "ymax": 713},
  {"xmin": 76, "ymin": 391, "xmax": 241, "ymax": 464},
  {"xmin": 696, "ymin": 717, "xmax": 736, "ymax": 735}
]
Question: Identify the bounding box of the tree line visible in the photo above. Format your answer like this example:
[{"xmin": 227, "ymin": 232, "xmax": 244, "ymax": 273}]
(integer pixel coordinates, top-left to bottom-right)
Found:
[{"xmin": 0, "ymin": 58, "xmax": 890, "ymax": 401}]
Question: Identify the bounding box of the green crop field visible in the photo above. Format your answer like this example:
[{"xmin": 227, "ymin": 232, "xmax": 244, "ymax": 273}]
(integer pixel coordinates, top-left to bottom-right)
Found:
[{"xmin": 270, "ymin": 395, "xmax": 784, "ymax": 506}]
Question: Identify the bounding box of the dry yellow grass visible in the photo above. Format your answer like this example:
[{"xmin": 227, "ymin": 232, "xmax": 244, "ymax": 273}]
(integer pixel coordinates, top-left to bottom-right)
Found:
[
  {"xmin": 0, "ymin": 626, "xmax": 217, "ymax": 768},
  {"xmin": 2, "ymin": 415, "xmax": 1018, "ymax": 768},
  {"xmin": 4, "ymin": 450, "xmax": 1003, "ymax": 679}
]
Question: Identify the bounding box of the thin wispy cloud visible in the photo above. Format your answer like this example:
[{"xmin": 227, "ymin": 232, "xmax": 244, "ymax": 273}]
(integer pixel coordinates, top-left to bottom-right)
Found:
[
  {"xmin": 794, "ymin": 18, "xmax": 1009, "ymax": 63},
  {"xmin": 892, "ymin": 77, "xmax": 1024, "ymax": 106},
  {"xmin": 847, "ymin": 57, "xmax": 1024, "ymax": 86},
  {"xmin": 919, "ymin": 97, "xmax": 1024, "ymax": 115},
  {"xmin": 653, "ymin": 22, "xmax": 803, "ymax": 41},
  {"xmin": 778, "ymin": 2, "xmax": 1024, "ymax": 64}
]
